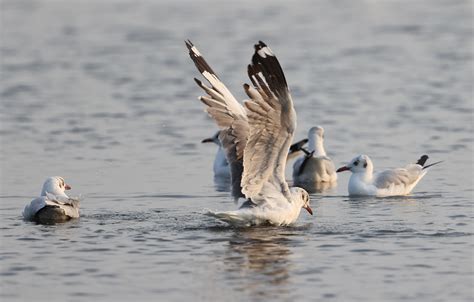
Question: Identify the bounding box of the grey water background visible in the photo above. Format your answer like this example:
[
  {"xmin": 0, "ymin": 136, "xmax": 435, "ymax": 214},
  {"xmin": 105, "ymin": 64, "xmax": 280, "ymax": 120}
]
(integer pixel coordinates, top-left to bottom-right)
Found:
[{"xmin": 0, "ymin": 0, "xmax": 473, "ymax": 301}]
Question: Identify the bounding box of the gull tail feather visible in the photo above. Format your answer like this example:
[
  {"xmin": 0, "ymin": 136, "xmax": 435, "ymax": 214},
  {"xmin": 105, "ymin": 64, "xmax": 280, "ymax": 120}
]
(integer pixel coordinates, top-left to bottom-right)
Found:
[{"xmin": 205, "ymin": 210, "xmax": 248, "ymax": 226}]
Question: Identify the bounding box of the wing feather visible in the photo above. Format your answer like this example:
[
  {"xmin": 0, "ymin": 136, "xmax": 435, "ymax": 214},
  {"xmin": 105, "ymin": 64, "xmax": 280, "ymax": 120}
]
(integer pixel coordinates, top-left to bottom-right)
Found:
[
  {"xmin": 241, "ymin": 41, "xmax": 296, "ymax": 203},
  {"xmin": 186, "ymin": 40, "xmax": 249, "ymax": 200},
  {"xmin": 374, "ymin": 167, "xmax": 421, "ymax": 189}
]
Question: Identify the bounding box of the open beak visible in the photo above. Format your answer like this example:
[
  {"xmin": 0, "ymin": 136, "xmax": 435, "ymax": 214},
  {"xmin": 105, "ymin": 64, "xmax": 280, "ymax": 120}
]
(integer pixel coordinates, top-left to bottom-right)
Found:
[
  {"xmin": 304, "ymin": 205, "xmax": 313, "ymax": 215},
  {"xmin": 336, "ymin": 166, "xmax": 350, "ymax": 173},
  {"xmin": 201, "ymin": 138, "xmax": 214, "ymax": 143},
  {"xmin": 65, "ymin": 184, "xmax": 72, "ymax": 190}
]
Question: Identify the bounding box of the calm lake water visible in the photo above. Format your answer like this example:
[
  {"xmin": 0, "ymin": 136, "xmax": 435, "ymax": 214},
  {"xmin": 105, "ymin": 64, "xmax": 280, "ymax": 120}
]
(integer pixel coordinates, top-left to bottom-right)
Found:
[{"xmin": 1, "ymin": 0, "xmax": 473, "ymax": 301}]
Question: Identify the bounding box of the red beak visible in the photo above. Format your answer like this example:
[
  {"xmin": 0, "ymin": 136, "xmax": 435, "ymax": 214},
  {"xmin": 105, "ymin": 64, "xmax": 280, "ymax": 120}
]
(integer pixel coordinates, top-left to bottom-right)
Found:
[
  {"xmin": 336, "ymin": 166, "xmax": 350, "ymax": 173},
  {"xmin": 65, "ymin": 184, "xmax": 71, "ymax": 190},
  {"xmin": 304, "ymin": 206, "xmax": 313, "ymax": 215}
]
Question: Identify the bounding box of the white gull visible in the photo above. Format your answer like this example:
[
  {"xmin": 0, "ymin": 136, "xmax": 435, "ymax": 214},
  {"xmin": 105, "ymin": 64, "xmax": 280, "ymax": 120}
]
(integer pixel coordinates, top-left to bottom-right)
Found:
[
  {"xmin": 336, "ymin": 154, "xmax": 442, "ymax": 196},
  {"xmin": 186, "ymin": 40, "xmax": 312, "ymax": 226},
  {"xmin": 292, "ymin": 126, "xmax": 337, "ymax": 186},
  {"xmin": 23, "ymin": 176, "xmax": 80, "ymax": 224}
]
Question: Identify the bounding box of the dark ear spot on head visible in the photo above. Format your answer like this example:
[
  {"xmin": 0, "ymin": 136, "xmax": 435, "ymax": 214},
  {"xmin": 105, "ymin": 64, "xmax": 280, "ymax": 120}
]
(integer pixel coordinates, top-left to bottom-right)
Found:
[{"xmin": 364, "ymin": 163, "xmax": 367, "ymax": 168}]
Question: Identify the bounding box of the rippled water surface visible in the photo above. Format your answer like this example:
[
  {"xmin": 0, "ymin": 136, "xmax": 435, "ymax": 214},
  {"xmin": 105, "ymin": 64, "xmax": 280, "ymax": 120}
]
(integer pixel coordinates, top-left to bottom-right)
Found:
[{"xmin": 1, "ymin": 0, "xmax": 473, "ymax": 301}]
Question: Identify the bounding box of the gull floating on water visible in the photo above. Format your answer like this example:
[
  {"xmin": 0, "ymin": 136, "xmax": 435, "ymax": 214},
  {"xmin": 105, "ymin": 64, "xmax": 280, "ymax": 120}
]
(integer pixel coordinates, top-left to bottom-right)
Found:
[
  {"xmin": 23, "ymin": 176, "xmax": 80, "ymax": 224},
  {"xmin": 292, "ymin": 126, "xmax": 337, "ymax": 188},
  {"xmin": 186, "ymin": 40, "xmax": 312, "ymax": 226},
  {"xmin": 336, "ymin": 154, "xmax": 442, "ymax": 196}
]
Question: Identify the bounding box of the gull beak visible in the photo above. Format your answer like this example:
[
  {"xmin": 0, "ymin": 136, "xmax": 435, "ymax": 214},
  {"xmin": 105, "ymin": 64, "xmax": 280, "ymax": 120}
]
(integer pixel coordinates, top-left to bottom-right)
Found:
[
  {"xmin": 304, "ymin": 205, "xmax": 313, "ymax": 215},
  {"xmin": 201, "ymin": 138, "xmax": 214, "ymax": 143},
  {"xmin": 65, "ymin": 184, "xmax": 72, "ymax": 190},
  {"xmin": 336, "ymin": 166, "xmax": 350, "ymax": 173}
]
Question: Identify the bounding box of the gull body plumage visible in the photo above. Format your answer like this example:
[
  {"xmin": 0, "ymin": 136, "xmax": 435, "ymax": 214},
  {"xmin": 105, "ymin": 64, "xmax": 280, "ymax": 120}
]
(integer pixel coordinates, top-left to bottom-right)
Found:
[{"xmin": 23, "ymin": 176, "xmax": 80, "ymax": 224}]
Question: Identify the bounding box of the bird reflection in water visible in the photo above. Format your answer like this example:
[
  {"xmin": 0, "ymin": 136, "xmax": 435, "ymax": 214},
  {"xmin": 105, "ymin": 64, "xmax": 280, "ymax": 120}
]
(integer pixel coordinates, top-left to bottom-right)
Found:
[
  {"xmin": 213, "ymin": 175, "xmax": 231, "ymax": 193},
  {"xmin": 293, "ymin": 181, "xmax": 337, "ymax": 194},
  {"xmin": 222, "ymin": 227, "xmax": 297, "ymax": 299}
]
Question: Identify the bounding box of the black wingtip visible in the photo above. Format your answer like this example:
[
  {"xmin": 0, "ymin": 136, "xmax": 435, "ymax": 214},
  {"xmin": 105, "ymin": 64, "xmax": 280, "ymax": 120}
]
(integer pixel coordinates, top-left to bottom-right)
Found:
[
  {"xmin": 249, "ymin": 41, "xmax": 288, "ymax": 95},
  {"xmin": 289, "ymin": 138, "xmax": 309, "ymax": 153},
  {"xmin": 416, "ymin": 155, "xmax": 429, "ymax": 166},
  {"xmin": 185, "ymin": 39, "xmax": 194, "ymax": 50},
  {"xmin": 194, "ymin": 78, "xmax": 203, "ymax": 86},
  {"xmin": 297, "ymin": 150, "xmax": 314, "ymax": 175},
  {"xmin": 422, "ymin": 160, "xmax": 443, "ymax": 170},
  {"xmin": 254, "ymin": 41, "xmax": 267, "ymax": 50}
]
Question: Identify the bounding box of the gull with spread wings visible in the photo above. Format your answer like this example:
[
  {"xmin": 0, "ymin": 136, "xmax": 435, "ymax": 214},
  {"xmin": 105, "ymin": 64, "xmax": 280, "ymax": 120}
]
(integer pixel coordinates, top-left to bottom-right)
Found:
[{"xmin": 186, "ymin": 40, "xmax": 312, "ymax": 226}]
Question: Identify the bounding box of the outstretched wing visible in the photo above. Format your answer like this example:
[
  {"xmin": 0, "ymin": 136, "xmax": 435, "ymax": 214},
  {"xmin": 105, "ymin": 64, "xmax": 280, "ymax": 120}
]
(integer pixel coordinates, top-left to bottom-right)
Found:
[
  {"xmin": 241, "ymin": 41, "xmax": 296, "ymax": 203},
  {"xmin": 185, "ymin": 40, "xmax": 249, "ymax": 200}
]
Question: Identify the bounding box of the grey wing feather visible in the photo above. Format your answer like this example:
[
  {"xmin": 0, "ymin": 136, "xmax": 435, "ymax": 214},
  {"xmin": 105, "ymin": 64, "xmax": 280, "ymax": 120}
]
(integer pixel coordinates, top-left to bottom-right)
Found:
[
  {"xmin": 186, "ymin": 40, "xmax": 249, "ymax": 200},
  {"xmin": 218, "ymin": 122, "xmax": 249, "ymax": 200},
  {"xmin": 374, "ymin": 168, "xmax": 419, "ymax": 189},
  {"xmin": 241, "ymin": 41, "xmax": 296, "ymax": 203}
]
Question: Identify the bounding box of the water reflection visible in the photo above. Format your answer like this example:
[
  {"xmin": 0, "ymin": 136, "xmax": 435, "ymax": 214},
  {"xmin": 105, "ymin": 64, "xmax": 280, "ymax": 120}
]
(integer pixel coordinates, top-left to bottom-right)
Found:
[
  {"xmin": 294, "ymin": 181, "xmax": 337, "ymax": 194},
  {"xmin": 213, "ymin": 175, "xmax": 231, "ymax": 193},
  {"xmin": 223, "ymin": 227, "xmax": 293, "ymax": 299},
  {"xmin": 346, "ymin": 195, "xmax": 421, "ymax": 203}
]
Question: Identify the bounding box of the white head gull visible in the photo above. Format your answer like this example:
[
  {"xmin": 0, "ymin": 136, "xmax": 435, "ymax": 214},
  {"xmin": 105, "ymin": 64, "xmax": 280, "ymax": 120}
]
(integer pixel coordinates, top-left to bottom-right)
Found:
[
  {"xmin": 186, "ymin": 40, "xmax": 312, "ymax": 226},
  {"xmin": 336, "ymin": 154, "xmax": 442, "ymax": 196},
  {"xmin": 292, "ymin": 126, "xmax": 337, "ymax": 186},
  {"xmin": 23, "ymin": 176, "xmax": 80, "ymax": 224},
  {"xmin": 202, "ymin": 131, "xmax": 231, "ymax": 179}
]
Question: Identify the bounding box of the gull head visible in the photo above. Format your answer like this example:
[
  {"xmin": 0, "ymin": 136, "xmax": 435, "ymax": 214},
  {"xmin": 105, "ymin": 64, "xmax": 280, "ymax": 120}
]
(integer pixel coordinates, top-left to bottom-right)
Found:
[
  {"xmin": 201, "ymin": 131, "xmax": 221, "ymax": 146},
  {"xmin": 292, "ymin": 187, "xmax": 313, "ymax": 215},
  {"xmin": 337, "ymin": 154, "xmax": 372, "ymax": 174},
  {"xmin": 308, "ymin": 126, "xmax": 324, "ymax": 140},
  {"xmin": 41, "ymin": 176, "xmax": 71, "ymax": 197}
]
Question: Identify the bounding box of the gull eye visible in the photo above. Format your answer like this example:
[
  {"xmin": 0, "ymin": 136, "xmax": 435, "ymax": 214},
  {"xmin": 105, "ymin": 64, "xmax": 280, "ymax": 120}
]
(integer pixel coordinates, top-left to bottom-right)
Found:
[{"xmin": 354, "ymin": 161, "xmax": 359, "ymax": 166}]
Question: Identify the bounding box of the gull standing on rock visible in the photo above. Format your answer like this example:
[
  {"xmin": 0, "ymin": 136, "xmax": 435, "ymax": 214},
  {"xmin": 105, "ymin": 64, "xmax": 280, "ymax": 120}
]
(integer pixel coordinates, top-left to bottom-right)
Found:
[{"xmin": 186, "ymin": 40, "xmax": 312, "ymax": 226}]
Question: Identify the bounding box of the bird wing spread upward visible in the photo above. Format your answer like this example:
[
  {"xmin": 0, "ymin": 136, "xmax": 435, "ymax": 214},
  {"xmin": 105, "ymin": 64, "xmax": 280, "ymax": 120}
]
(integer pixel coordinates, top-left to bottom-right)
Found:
[
  {"xmin": 186, "ymin": 40, "xmax": 249, "ymax": 200},
  {"xmin": 241, "ymin": 41, "xmax": 296, "ymax": 204}
]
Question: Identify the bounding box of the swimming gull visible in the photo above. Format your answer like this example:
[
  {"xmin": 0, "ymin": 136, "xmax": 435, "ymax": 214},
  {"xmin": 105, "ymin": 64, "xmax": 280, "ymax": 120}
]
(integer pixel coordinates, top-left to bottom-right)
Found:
[
  {"xmin": 336, "ymin": 154, "xmax": 442, "ymax": 196},
  {"xmin": 292, "ymin": 126, "xmax": 337, "ymax": 186},
  {"xmin": 23, "ymin": 176, "xmax": 80, "ymax": 224}
]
